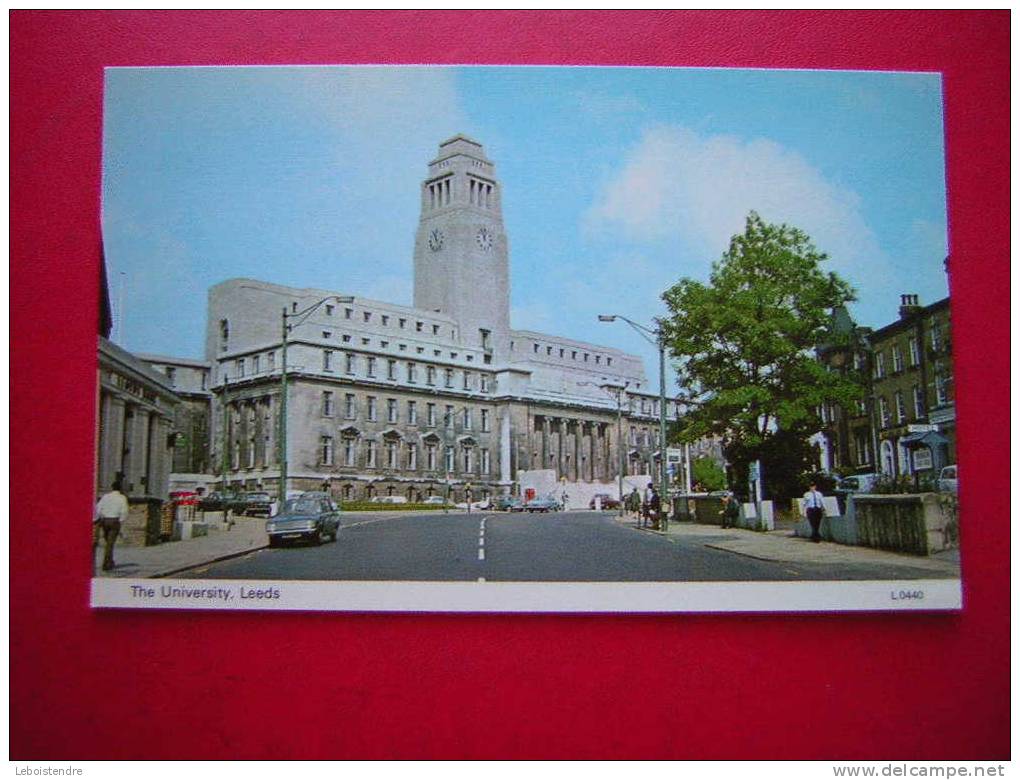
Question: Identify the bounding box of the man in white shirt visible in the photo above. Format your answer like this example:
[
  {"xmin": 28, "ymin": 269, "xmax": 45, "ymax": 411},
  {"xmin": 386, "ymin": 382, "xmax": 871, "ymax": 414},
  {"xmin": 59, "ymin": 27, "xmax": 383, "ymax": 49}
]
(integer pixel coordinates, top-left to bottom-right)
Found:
[
  {"xmin": 94, "ymin": 479, "xmax": 130, "ymax": 572},
  {"xmin": 803, "ymin": 482, "xmax": 825, "ymax": 543}
]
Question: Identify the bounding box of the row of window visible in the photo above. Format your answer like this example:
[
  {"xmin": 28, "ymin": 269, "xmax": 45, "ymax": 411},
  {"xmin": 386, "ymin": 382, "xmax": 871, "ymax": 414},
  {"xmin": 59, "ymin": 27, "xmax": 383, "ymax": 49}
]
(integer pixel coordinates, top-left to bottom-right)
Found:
[
  {"xmin": 319, "ymin": 436, "xmax": 491, "ymax": 474},
  {"xmin": 876, "ymin": 379, "xmax": 951, "ymax": 429},
  {"xmin": 516, "ymin": 339, "xmax": 614, "ymax": 368},
  {"xmin": 872, "ymin": 324, "xmax": 947, "ymax": 379},
  {"xmin": 320, "ymin": 353, "xmax": 491, "ymax": 391},
  {"xmin": 321, "ymin": 392, "xmax": 492, "ymax": 431},
  {"xmin": 317, "ymin": 330, "xmax": 475, "ymax": 361}
]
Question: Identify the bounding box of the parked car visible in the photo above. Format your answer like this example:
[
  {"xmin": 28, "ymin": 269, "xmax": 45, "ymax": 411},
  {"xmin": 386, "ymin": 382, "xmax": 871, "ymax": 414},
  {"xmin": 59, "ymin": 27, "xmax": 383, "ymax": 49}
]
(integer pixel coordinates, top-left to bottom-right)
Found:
[
  {"xmin": 369, "ymin": 495, "xmax": 409, "ymax": 504},
  {"xmin": 240, "ymin": 491, "xmax": 274, "ymax": 517},
  {"xmin": 421, "ymin": 496, "xmax": 451, "ymax": 507},
  {"xmin": 266, "ymin": 494, "xmax": 341, "ymax": 547},
  {"xmin": 524, "ymin": 495, "xmax": 563, "ymax": 513},
  {"xmin": 198, "ymin": 491, "xmax": 241, "ymax": 512},
  {"xmin": 455, "ymin": 499, "xmax": 492, "ymax": 510},
  {"xmin": 493, "ymin": 495, "xmax": 524, "ymax": 512},
  {"xmin": 938, "ymin": 465, "xmax": 958, "ymax": 495},
  {"xmin": 834, "ymin": 473, "xmax": 881, "ymax": 512},
  {"xmin": 588, "ymin": 494, "xmax": 621, "ymax": 510}
]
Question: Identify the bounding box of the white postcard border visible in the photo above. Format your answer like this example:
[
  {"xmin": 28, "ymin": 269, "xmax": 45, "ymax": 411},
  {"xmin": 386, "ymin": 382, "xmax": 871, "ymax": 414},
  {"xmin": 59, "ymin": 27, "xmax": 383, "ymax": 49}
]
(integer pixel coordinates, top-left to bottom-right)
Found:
[{"xmin": 91, "ymin": 577, "xmax": 962, "ymax": 613}]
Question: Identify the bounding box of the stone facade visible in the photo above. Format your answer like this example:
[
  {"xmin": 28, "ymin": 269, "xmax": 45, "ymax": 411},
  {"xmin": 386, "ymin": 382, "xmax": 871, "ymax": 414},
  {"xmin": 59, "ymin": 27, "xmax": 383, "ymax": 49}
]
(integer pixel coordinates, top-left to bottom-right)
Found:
[
  {"xmin": 815, "ymin": 295, "xmax": 956, "ymax": 482},
  {"xmin": 138, "ymin": 354, "xmax": 212, "ymax": 475},
  {"xmin": 96, "ymin": 337, "xmax": 179, "ymax": 500},
  {"xmin": 201, "ymin": 136, "xmax": 680, "ymax": 500}
]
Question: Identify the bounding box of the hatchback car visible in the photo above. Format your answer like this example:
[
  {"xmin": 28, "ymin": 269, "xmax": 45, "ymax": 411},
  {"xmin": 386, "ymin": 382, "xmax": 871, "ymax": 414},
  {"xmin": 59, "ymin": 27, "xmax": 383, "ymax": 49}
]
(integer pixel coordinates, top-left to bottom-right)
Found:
[
  {"xmin": 493, "ymin": 495, "xmax": 524, "ymax": 512},
  {"xmin": 241, "ymin": 491, "xmax": 274, "ymax": 517},
  {"xmin": 266, "ymin": 494, "xmax": 341, "ymax": 547},
  {"xmin": 588, "ymin": 494, "xmax": 621, "ymax": 510},
  {"xmin": 524, "ymin": 496, "xmax": 563, "ymax": 513},
  {"xmin": 938, "ymin": 465, "xmax": 958, "ymax": 495}
]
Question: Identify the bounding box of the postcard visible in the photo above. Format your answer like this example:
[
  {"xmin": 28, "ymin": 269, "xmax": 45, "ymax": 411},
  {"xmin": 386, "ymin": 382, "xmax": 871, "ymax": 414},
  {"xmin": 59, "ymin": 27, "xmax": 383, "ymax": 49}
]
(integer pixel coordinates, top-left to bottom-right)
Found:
[{"xmin": 91, "ymin": 65, "xmax": 961, "ymax": 612}]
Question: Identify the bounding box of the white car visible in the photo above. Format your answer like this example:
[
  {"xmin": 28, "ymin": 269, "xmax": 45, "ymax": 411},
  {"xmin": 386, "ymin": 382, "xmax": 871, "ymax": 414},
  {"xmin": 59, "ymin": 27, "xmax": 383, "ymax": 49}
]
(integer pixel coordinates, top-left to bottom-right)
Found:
[
  {"xmin": 369, "ymin": 495, "xmax": 409, "ymax": 504},
  {"xmin": 421, "ymin": 496, "xmax": 450, "ymax": 506},
  {"xmin": 938, "ymin": 465, "xmax": 958, "ymax": 495}
]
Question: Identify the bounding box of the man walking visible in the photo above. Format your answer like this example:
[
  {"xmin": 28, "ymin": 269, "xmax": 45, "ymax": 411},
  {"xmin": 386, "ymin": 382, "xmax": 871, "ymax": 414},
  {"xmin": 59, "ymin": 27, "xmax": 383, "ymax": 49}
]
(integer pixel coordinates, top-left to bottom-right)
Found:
[
  {"xmin": 94, "ymin": 478, "xmax": 129, "ymax": 573},
  {"xmin": 803, "ymin": 482, "xmax": 826, "ymax": 543}
]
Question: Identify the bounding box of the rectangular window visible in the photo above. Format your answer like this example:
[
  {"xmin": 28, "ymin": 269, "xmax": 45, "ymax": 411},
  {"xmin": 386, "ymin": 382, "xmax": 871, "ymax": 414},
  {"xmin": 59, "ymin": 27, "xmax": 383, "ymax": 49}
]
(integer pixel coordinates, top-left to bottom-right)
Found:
[
  {"xmin": 323, "ymin": 351, "xmax": 333, "ymax": 372},
  {"xmin": 874, "ymin": 353, "xmax": 885, "ymax": 379},
  {"xmin": 320, "ymin": 436, "xmax": 334, "ymax": 467},
  {"xmin": 463, "ymin": 372, "xmax": 471, "ymax": 390},
  {"xmin": 381, "ymin": 315, "xmax": 389, "ymax": 326},
  {"xmin": 427, "ymin": 445, "xmax": 437, "ymax": 471},
  {"xmin": 481, "ymin": 409, "xmax": 490, "ymax": 432},
  {"xmin": 913, "ymin": 385, "xmax": 925, "ymax": 418},
  {"xmin": 935, "ymin": 372, "xmax": 948, "ymax": 405},
  {"xmin": 322, "ymin": 391, "xmax": 334, "ymax": 417},
  {"xmin": 345, "ymin": 393, "xmax": 356, "ymax": 419},
  {"xmin": 366, "ymin": 440, "xmax": 376, "ymax": 468},
  {"xmin": 344, "ymin": 308, "xmax": 353, "ymax": 319},
  {"xmin": 388, "ymin": 359, "xmax": 397, "ymax": 380},
  {"xmin": 386, "ymin": 441, "xmax": 398, "ymax": 469},
  {"xmin": 908, "ymin": 337, "xmax": 920, "ymax": 366},
  {"xmin": 481, "ymin": 448, "xmax": 490, "ymax": 474},
  {"xmin": 432, "ymin": 324, "xmax": 440, "ymax": 335},
  {"xmin": 895, "ymin": 391, "xmax": 906, "ymax": 423},
  {"xmin": 219, "ymin": 320, "xmax": 229, "ymax": 352},
  {"xmin": 480, "ymin": 375, "xmax": 489, "ymax": 393},
  {"xmin": 367, "ymin": 357, "xmax": 376, "ymax": 377},
  {"xmin": 407, "ymin": 443, "xmax": 417, "ymax": 470},
  {"xmin": 253, "ymin": 356, "xmax": 261, "ymax": 374},
  {"xmin": 364, "ymin": 311, "xmax": 372, "ymax": 323},
  {"xmin": 399, "ymin": 318, "xmax": 406, "ymax": 329},
  {"xmin": 879, "ymin": 397, "xmax": 891, "ymax": 428},
  {"xmin": 325, "ymin": 304, "xmax": 334, "ymax": 316},
  {"xmin": 444, "ymin": 369, "xmax": 454, "ymax": 388},
  {"xmin": 387, "ymin": 398, "xmax": 398, "ymax": 424},
  {"xmin": 345, "ymin": 353, "xmax": 355, "ymax": 374},
  {"xmin": 445, "ymin": 446, "xmax": 455, "ymax": 472},
  {"xmin": 236, "ymin": 358, "xmax": 245, "ymax": 377},
  {"xmin": 427, "ymin": 403, "xmax": 436, "ymax": 427},
  {"xmin": 416, "ymin": 321, "xmax": 423, "ymax": 332},
  {"xmin": 267, "ymin": 352, "xmax": 275, "ymax": 371},
  {"xmin": 463, "ymin": 408, "xmax": 472, "ymax": 430},
  {"xmin": 343, "ymin": 437, "xmax": 356, "ymax": 467},
  {"xmin": 408, "ymin": 401, "xmax": 417, "ymax": 425},
  {"xmin": 367, "ymin": 397, "xmax": 377, "ymax": 422},
  {"xmin": 164, "ymin": 366, "xmax": 176, "ymax": 386},
  {"xmin": 462, "ymin": 447, "xmax": 472, "ymax": 473},
  {"xmin": 426, "ymin": 366, "xmax": 436, "ymax": 386},
  {"xmin": 931, "ymin": 323, "xmax": 942, "ymax": 351},
  {"xmin": 407, "ymin": 362, "xmax": 417, "ymax": 383},
  {"xmin": 892, "ymin": 345, "xmax": 903, "ymax": 373}
]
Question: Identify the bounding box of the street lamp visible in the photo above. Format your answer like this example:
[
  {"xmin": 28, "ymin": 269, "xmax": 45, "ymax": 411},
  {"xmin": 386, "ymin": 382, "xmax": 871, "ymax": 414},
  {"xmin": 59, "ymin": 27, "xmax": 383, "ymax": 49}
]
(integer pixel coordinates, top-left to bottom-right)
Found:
[
  {"xmin": 279, "ymin": 295, "xmax": 355, "ymax": 501},
  {"xmin": 578, "ymin": 379, "xmax": 630, "ymax": 517},
  {"xmin": 598, "ymin": 313, "xmax": 670, "ymax": 531}
]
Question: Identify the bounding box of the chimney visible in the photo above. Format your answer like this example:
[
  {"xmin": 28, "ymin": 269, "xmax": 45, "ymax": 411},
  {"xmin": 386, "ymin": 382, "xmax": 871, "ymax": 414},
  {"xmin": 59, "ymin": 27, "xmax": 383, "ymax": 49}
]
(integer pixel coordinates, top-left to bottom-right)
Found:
[{"xmin": 899, "ymin": 293, "xmax": 922, "ymax": 319}]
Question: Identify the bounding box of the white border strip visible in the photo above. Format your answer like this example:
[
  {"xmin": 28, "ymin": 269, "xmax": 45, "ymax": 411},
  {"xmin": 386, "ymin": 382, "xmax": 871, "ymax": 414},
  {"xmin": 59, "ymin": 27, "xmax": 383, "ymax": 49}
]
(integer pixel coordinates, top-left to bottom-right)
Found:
[{"xmin": 91, "ymin": 578, "xmax": 962, "ymax": 613}]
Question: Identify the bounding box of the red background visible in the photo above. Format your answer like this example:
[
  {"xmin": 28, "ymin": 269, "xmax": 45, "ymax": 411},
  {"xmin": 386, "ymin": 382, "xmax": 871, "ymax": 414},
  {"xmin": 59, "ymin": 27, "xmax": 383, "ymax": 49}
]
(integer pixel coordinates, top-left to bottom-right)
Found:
[{"xmin": 10, "ymin": 11, "xmax": 1009, "ymax": 759}]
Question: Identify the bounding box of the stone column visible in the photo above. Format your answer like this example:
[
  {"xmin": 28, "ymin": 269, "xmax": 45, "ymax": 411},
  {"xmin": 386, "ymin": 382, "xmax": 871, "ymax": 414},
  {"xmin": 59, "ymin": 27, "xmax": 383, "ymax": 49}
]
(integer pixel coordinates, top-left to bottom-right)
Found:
[
  {"xmin": 499, "ymin": 407, "xmax": 512, "ymax": 483},
  {"xmin": 557, "ymin": 418, "xmax": 566, "ymax": 479},
  {"xmin": 541, "ymin": 416, "xmax": 551, "ymax": 471},
  {"xmin": 98, "ymin": 394, "xmax": 126, "ymax": 491},
  {"xmin": 127, "ymin": 406, "xmax": 150, "ymax": 496}
]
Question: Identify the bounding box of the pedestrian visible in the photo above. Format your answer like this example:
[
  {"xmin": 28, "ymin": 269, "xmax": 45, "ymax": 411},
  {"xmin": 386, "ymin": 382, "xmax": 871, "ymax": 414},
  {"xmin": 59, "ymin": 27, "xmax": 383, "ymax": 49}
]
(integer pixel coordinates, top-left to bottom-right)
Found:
[
  {"xmin": 646, "ymin": 483, "xmax": 662, "ymax": 530},
  {"xmin": 94, "ymin": 478, "xmax": 129, "ymax": 573},
  {"xmin": 719, "ymin": 493, "xmax": 740, "ymax": 529},
  {"xmin": 627, "ymin": 488, "xmax": 641, "ymax": 520},
  {"xmin": 803, "ymin": 482, "xmax": 826, "ymax": 543}
]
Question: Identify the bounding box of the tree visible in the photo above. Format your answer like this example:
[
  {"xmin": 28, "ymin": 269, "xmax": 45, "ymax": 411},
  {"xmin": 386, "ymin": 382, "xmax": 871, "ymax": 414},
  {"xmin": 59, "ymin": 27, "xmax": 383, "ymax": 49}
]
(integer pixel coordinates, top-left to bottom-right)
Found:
[
  {"xmin": 661, "ymin": 212, "xmax": 863, "ymax": 500},
  {"xmin": 690, "ymin": 456, "xmax": 726, "ymax": 492}
]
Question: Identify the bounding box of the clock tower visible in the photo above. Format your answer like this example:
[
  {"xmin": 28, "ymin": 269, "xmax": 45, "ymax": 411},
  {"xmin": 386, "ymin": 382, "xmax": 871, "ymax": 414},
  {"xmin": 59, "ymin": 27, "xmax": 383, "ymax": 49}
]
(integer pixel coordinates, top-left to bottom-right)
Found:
[{"xmin": 413, "ymin": 135, "xmax": 511, "ymax": 361}]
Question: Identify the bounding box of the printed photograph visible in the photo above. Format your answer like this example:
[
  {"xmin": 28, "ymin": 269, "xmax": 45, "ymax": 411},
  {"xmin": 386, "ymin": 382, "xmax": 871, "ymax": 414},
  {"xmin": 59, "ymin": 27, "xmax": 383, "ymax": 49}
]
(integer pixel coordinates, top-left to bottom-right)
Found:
[{"xmin": 91, "ymin": 65, "xmax": 961, "ymax": 611}]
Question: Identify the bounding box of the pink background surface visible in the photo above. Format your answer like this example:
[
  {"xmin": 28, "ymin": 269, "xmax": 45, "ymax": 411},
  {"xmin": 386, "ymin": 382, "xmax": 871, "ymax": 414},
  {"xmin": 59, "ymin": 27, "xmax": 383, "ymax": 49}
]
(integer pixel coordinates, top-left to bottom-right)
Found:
[{"xmin": 10, "ymin": 11, "xmax": 1009, "ymax": 759}]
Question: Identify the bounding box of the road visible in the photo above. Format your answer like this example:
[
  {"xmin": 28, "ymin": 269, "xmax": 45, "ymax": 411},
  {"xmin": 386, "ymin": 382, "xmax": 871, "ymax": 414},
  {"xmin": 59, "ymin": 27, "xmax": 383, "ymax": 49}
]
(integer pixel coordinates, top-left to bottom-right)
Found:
[{"xmin": 182, "ymin": 510, "xmax": 950, "ymax": 582}]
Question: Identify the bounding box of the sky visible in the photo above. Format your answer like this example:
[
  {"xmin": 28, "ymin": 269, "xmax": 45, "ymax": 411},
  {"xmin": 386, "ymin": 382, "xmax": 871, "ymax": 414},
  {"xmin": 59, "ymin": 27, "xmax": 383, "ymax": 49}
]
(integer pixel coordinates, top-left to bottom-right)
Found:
[{"xmin": 102, "ymin": 65, "xmax": 949, "ymax": 380}]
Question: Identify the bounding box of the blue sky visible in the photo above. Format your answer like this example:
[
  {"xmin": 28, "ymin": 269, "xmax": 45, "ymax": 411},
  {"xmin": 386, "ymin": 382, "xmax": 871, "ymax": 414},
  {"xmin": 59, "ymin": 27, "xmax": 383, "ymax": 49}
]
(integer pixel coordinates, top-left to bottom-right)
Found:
[{"xmin": 102, "ymin": 65, "xmax": 948, "ymax": 379}]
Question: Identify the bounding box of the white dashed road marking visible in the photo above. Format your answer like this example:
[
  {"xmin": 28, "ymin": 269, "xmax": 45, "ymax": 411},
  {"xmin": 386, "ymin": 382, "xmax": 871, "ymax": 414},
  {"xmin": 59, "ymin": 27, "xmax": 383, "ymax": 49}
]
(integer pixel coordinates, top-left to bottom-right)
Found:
[{"xmin": 477, "ymin": 516, "xmax": 489, "ymax": 562}]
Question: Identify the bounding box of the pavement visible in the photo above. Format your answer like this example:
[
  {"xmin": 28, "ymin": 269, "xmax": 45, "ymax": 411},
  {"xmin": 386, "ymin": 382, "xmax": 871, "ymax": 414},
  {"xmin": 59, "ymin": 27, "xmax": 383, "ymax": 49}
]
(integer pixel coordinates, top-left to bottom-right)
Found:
[{"xmin": 612, "ymin": 512, "xmax": 961, "ymax": 576}]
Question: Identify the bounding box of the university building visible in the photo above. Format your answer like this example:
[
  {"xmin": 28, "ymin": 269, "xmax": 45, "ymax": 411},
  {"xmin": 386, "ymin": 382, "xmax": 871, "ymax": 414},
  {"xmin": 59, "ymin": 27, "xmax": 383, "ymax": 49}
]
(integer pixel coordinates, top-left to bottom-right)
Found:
[{"xmin": 197, "ymin": 135, "xmax": 679, "ymax": 502}]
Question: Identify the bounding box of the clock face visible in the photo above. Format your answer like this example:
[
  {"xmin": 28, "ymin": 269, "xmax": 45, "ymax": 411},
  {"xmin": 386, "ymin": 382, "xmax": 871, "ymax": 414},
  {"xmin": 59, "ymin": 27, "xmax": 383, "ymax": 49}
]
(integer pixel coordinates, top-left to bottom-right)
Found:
[
  {"xmin": 428, "ymin": 228, "xmax": 444, "ymax": 252},
  {"xmin": 476, "ymin": 227, "xmax": 493, "ymax": 251}
]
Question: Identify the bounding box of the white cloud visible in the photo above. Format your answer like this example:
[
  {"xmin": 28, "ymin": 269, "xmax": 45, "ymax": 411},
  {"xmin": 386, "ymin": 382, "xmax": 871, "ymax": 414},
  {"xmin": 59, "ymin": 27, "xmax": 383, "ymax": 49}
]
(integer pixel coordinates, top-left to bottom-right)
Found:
[{"xmin": 584, "ymin": 125, "xmax": 890, "ymax": 290}]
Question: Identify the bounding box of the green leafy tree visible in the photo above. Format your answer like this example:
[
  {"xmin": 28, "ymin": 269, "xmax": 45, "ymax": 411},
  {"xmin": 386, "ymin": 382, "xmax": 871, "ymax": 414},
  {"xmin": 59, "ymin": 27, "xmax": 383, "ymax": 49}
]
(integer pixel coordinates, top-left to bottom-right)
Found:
[
  {"xmin": 661, "ymin": 212, "xmax": 863, "ymax": 501},
  {"xmin": 690, "ymin": 456, "xmax": 727, "ymax": 492}
]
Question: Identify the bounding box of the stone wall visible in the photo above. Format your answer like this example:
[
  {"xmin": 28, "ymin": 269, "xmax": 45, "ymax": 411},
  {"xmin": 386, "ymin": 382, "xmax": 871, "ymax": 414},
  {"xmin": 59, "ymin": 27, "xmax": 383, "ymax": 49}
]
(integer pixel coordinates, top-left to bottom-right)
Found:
[{"xmin": 854, "ymin": 493, "xmax": 958, "ymax": 555}]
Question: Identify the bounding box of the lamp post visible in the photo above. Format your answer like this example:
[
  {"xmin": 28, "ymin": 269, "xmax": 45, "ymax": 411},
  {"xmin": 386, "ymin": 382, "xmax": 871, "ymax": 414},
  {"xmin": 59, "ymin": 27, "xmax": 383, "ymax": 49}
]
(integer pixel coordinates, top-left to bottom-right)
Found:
[
  {"xmin": 598, "ymin": 314, "xmax": 670, "ymax": 531},
  {"xmin": 578, "ymin": 379, "xmax": 630, "ymax": 517},
  {"xmin": 279, "ymin": 295, "xmax": 354, "ymax": 501}
]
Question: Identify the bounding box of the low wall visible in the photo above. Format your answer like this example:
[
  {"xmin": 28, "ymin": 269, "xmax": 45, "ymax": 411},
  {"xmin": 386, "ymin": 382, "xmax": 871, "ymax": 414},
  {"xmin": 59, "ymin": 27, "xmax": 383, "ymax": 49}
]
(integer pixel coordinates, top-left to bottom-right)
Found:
[
  {"xmin": 794, "ymin": 493, "xmax": 959, "ymax": 555},
  {"xmin": 854, "ymin": 494, "xmax": 959, "ymax": 555}
]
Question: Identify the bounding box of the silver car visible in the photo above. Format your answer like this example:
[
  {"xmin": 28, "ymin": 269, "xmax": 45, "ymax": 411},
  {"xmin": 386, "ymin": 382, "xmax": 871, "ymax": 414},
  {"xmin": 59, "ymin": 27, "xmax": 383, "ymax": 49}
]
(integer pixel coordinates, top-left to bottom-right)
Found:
[{"xmin": 938, "ymin": 465, "xmax": 958, "ymax": 495}]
